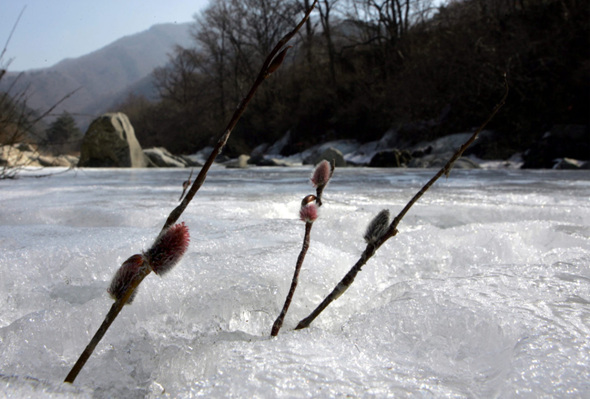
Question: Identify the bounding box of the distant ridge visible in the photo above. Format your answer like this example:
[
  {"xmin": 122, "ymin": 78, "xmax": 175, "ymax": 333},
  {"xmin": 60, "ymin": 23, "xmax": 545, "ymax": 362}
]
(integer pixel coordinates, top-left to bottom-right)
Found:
[{"xmin": 0, "ymin": 22, "xmax": 193, "ymax": 130}]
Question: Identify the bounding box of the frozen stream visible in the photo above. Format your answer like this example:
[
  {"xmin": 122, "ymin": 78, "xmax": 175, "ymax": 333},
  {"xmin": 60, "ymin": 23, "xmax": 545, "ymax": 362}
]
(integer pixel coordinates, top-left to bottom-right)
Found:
[{"xmin": 0, "ymin": 167, "xmax": 589, "ymax": 398}]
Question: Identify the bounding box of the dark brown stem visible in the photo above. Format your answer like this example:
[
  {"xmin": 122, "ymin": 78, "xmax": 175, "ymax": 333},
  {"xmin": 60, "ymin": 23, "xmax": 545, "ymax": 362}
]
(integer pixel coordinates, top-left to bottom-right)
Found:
[
  {"xmin": 271, "ymin": 222, "xmax": 313, "ymax": 336},
  {"xmin": 295, "ymin": 242, "xmax": 381, "ymax": 330},
  {"xmin": 296, "ymin": 77, "xmax": 509, "ymax": 330},
  {"xmin": 64, "ymin": 267, "xmax": 151, "ymax": 383}
]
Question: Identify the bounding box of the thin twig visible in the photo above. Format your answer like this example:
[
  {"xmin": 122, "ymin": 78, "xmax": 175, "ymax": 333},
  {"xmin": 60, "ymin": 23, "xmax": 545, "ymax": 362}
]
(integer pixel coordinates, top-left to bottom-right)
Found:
[
  {"xmin": 271, "ymin": 222, "xmax": 313, "ymax": 336},
  {"xmin": 64, "ymin": 267, "xmax": 151, "ymax": 383},
  {"xmin": 272, "ymin": 159, "xmax": 332, "ymax": 335},
  {"xmin": 296, "ymin": 77, "xmax": 509, "ymax": 330}
]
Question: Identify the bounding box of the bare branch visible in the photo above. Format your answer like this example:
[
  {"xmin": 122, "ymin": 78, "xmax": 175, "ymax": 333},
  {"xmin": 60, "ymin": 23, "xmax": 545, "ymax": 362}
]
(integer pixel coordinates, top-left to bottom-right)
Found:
[{"xmin": 296, "ymin": 76, "xmax": 509, "ymax": 330}]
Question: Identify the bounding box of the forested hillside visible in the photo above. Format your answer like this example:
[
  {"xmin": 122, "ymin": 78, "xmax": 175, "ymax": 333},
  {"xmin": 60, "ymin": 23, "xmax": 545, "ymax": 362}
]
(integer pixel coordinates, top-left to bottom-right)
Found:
[{"xmin": 120, "ymin": 0, "xmax": 588, "ymax": 158}]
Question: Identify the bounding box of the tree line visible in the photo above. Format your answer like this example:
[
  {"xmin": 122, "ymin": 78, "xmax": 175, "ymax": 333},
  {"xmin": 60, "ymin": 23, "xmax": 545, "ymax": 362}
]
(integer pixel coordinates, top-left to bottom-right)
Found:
[{"xmin": 117, "ymin": 0, "xmax": 588, "ymax": 158}]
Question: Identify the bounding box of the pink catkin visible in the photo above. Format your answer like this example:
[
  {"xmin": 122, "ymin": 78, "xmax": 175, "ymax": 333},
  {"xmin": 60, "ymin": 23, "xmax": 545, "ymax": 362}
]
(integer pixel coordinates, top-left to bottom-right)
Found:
[
  {"xmin": 311, "ymin": 160, "xmax": 331, "ymax": 188},
  {"xmin": 107, "ymin": 254, "xmax": 146, "ymax": 304},
  {"xmin": 145, "ymin": 222, "xmax": 190, "ymax": 275},
  {"xmin": 299, "ymin": 203, "xmax": 318, "ymax": 223}
]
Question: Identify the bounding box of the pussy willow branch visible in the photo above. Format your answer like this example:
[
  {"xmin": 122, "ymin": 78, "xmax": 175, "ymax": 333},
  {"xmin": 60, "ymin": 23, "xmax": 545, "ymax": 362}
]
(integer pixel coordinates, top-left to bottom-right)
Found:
[
  {"xmin": 271, "ymin": 161, "xmax": 334, "ymax": 336},
  {"xmin": 271, "ymin": 222, "xmax": 313, "ymax": 336},
  {"xmin": 296, "ymin": 77, "xmax": 509, "ymax": 330},
  {"xmin": 163, "ymin": 0, "xmax": 319, "ymax": 231},
  {"xmin": 64, "ymin": 1, "xmax": 319, "ymax": 384},
  {"xmin": 64, "ymin": 267, "xmax": 151, "ymax": 383}
]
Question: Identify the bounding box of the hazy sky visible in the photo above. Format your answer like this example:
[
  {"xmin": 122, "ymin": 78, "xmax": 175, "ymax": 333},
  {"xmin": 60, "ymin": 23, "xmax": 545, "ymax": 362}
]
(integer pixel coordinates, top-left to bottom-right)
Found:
[{"xmin": 1, "ymin": 0, "xmax": 210, "ymax": 71}]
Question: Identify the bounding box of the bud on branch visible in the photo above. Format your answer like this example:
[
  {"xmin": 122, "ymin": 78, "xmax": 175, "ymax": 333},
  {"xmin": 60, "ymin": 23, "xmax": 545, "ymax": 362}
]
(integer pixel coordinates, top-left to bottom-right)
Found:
[{"xmin": 265, "ymin": 46, "xmax": 292, "ymax": 78}]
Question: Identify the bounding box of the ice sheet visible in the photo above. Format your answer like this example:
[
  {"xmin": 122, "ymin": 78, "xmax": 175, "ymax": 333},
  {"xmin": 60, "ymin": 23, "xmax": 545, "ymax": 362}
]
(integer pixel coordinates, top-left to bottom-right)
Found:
[{"xmin": 1, "ymin": 167, "xmax": 589, "ymax": 398}]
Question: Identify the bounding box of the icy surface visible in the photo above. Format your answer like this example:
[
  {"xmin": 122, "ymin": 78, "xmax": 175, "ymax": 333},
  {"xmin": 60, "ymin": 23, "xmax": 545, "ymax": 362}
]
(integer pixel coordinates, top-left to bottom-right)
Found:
[{"xmin": 1, "ymin": 167, "xmax": 589, "ymax": 398}]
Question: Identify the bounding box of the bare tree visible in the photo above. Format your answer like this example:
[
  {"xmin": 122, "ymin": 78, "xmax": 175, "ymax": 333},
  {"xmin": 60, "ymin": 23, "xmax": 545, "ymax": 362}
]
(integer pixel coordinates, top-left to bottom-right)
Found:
[{"xmin": 318, "ymin": 0, "xmax": 341, "ymax": 84}]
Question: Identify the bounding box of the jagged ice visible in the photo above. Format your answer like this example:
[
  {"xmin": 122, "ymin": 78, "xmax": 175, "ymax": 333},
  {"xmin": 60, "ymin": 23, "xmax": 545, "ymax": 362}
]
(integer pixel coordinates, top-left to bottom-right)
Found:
[{"xmin": 0, "ymin": 167, "xmax": 589, "ymax": 398}]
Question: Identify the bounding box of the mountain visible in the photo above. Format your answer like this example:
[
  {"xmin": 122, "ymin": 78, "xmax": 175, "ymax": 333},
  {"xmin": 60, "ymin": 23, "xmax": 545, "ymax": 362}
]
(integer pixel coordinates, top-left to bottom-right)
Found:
[{"xmin": 0, "ymin": 22, "xmax": 193, "ymax": 131}]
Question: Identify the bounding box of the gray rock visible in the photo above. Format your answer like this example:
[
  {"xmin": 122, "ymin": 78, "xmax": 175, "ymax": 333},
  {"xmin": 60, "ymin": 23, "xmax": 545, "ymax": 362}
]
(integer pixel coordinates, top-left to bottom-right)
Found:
[
  {"xmin": 251, "ymin": 143, "xmax": 270, "ymax": 158},
  {"xmin": 185, "ymin": 147, "xmax": 214, "ymax": 165},
  {"xmin": 552, "ymin": 157, "xmax": 588, "ymax": 170},
  {"xmin": 248, "ymin": 143, "xmax": 270, "ymax": 165},
  {"xmin": 408, "ymin": 153, "xmax": 480, "ymax": 169},
  {"xmin": 249, "ymin": 156, "xmax": 295, "ymax": 167},
  {"xmin": 37, "ymin": 155, "xmax": 72, "ymax": 167},
  {"xmin": 266, "ymin": 131, "xmax": 291, "ymax": 155},
  {"xmin": 377, "ymin": 128, "xmax": 410, "ymax": 149},
  {"xmin": 523, "ymin": 125, "xmax": 589, "ymax": 169},
  {"xmin": 369, "ymin": 149, "xmax": 412, "ymax": 167},
  {"xmin": 309, "ymin": 147, "xmax": 346, "ymax": 167},
  {"xmin": 78, "ymin": 112, "xmax": 149, "ymax": 167},
  {"xmin": 225, "ymin": 154, "xmax": 251, "ymax": 168},
  {"xmin": 408, "ymin": 131, "xmax": 496, "ymax": 157},
  {"xmin": 144, "ymin": 147, "xmax": 187, "ymax": 167},
  {"xmin": 178, "ymin": 155, "xmax": 202, "ymax": 167},
  {"xmin": 302, "ymin": 140, "xmax": 359, "ymax": 165}
]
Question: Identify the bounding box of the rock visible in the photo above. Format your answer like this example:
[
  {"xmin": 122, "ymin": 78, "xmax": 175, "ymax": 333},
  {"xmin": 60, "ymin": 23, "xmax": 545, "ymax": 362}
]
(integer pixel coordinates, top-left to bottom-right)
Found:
[
  {"xmin": 248, "ymin": 156, "xmax": 295, "ymax": 166},
  {"xmin": 225, "ymin": 154, "xmax": 251, "ymax": 168},
  {"xmin": 178, "ymin": 155, "xmax": 202, "ymax": 167},
  {"xmin": 369, "ymin": 149, "xmax": 412, "ymax": 167},
  {"xmin": 248, "ymin": 143, "xmax": 270, "ymax": 165},
  {"xmin": 267, "ymin": 158, "xmax": 295, "ymax": 166},
  {"xmin": 552, "ymin": 157, "xmax": 588, "ymax": 170},
  {"xmin": 251, "ymin": 143, "xmax": 270, "ymax": 158},
  {"xmin": 266, "ymin": 131, "xmax": 291, "ymax": 155},
  {"xmin": 37, "ymin": 155, "xmax": 73, "ymax": 167},
  {"xmin": 308, "ymin": 147, "xmax": 346, "ymax": 167},
  {"xmin": 409, "ymin": 131, "xmax": 497, "ymax": 157},
  {"xmin": 64, "ymin": 155, "xmax": 80, "ymax": 165},
  {"xmin": 343, "ymin": 141, "xmax": 380, "ymax": 166},
  {"xmin": 16, "ymin": 143, "xmax": 35, "ymax": 153},
  {"xmin": 184, "ymin": 147, "xmax": 214, "ymax": 165},
  {"xmin": 0, "ymin": 144, "xmax": 41, "ymax": 167},
  {"xmin": 522, "ymin": 125, "xmax": 589, "ymax": 169},
  {"xmin": 78, "ymin": 112, "xmax": 149, "ymax": 167},
  {"xmin": 411, "ymin": 145, "xmax": 433, "ymax": 158},
  {"xmin": 0, "ymin": 144, "xmax": 79, "ymax": 168},
  {"xmin": 436, "ymin": 156, "xmax": 480, "ymax": 169},
  {"xmin": 377, "ymin": 128, "xmax": 411, "ymax": 149},
  {"xmin": 144, "ymin": 147, "xmax": 188, "ymax": 167},
  {"xmin": 301, "ymin": 140, "xmax": 359, "ymax": 165},
  {"xmin": 408, "ymin": 153, "xmax": 480, "ymax": 169}
]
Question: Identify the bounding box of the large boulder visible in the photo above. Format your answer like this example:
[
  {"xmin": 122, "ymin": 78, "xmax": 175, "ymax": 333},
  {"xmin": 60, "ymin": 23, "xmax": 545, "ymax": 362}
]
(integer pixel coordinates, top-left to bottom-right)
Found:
[
  {"xmin": 78, "ymin": 113, "xmax": 149, "ymax": 167},
  {"xmin": 522, "ymin": 125, "xmax": 589, "ymax": 169},
  {"xmin": 369, "ymin": 149, "xmax": 412, "ymax": 167}
]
